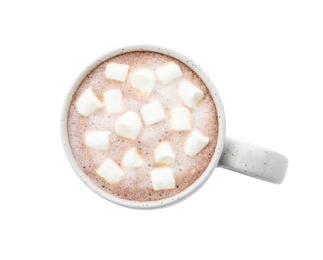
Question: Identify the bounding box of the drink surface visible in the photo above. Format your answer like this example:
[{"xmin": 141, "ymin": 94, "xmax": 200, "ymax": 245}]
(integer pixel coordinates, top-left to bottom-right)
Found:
[{"xmin": 67, "ymin": 51, "xmax": 218, "ymax": 201}]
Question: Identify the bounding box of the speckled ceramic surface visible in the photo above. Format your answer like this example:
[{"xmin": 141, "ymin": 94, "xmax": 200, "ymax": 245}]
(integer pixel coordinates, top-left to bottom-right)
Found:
[
  {"xmin": 61, "ymin": 45, "xmax": 288, "ymax": 209},
  {"xmin": 220, "ymin": 138, "xmax": 288, "ymax": 184}
]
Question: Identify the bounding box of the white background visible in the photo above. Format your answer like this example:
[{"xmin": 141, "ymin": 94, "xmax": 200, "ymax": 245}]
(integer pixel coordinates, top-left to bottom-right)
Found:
[{"xmin": 1, "ymin": 1, "xmax": 322, "ymax": 259}]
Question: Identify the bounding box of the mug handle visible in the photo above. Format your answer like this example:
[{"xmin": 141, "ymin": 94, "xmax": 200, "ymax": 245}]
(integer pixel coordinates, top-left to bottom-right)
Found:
[{"xmin": 219, "ymin": 138, "xmax": 288, "ymax": 184}]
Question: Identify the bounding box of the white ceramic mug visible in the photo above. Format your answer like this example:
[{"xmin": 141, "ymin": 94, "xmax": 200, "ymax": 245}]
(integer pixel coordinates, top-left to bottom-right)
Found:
[{"xmin": 61, "ymin": 45, "xmax": 288, "ymax": 209}]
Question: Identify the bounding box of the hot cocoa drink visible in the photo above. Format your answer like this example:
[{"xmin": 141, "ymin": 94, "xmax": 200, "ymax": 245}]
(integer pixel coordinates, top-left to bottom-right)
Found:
[{"xmin": 67, "ymin": 51, "xmax": 218, "ymax": 201}]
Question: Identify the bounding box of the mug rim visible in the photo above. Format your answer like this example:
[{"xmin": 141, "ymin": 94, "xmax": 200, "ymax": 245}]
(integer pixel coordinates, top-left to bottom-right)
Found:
[{"xmin": 60, "ymin": 45, "xmax": 226, "ymax": 209}]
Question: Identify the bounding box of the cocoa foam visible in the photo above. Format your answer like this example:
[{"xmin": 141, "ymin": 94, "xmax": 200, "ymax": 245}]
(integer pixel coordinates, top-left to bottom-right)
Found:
[{"xmin": 67, "ymin": 51, "xmax": 218, "ymax": 201}]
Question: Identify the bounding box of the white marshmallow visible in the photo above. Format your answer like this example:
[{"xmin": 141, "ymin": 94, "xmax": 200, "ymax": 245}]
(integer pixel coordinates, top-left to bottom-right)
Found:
[
  {"xmin": 122, "ymin": 147, "xmax": 143, "ymax": 168},
  {"xmin": 156, "ymin": 62, "xmax": 182, "ymax": 84},
  {"xmin": 151, "ymin": 167, "xmax": 176, "ymax": 191},
  {"xmin": 140, "ymin": 101, "xmax": 166, "ymax": 125},
  {"xmin": 178, "ymin": 81, "xmax": 204, "ymax": 109},
  {"xmin": 105, "ymin": 63, "xmax": 129, "ymax": 82},
  {"xmin": 115, "ymin": 112, "xmax": 142, "ymax": 140},
  {"xmin": 85, "ymin": 131, "xmax": 111, "ymax": 150},
  {"xmin": 184, "ymin": 129, "xmax": 209, "ymax": 156},
  {"xmin": 155, "ymin": 142, "xmax": 175, "ymax": 165},
  {"xmin": 76, "ymin": 88, "xmax": 103, "ymax": 116},
  {"xmin": 97, "ymin": 158, "xmax": 124, "ymax": 184},
  {"xmin": 104, "ymin": 89, "xmax": 124, "ymax": 114},
  {"xmin": 131, "ymin": 69, "xmax": 156, "ymax": 95},
  {"xmin": 171, "ymin": 107, "xmax": 191, "ymax": 131}
]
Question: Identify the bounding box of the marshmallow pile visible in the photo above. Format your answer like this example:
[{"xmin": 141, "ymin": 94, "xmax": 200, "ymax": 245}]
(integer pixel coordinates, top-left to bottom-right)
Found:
[{"xmin": 75, "ymin": 60, "xmax": 210, "ymax": 192}]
